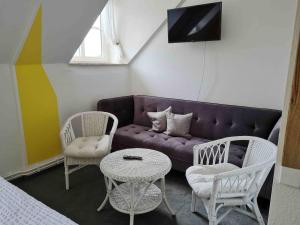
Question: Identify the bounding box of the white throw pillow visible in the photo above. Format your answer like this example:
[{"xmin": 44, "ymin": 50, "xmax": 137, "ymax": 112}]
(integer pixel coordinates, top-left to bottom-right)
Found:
[
  {"xmin": 147, "ymin": 106, "xmax": 172, "ymax": 132},
  {"xmin": 164, "ymin": 112, "xmax": 193, "ymax": 138}
]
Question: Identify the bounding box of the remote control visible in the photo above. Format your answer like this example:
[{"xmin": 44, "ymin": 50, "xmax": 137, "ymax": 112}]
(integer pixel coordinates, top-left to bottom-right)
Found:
[{"xmin": 123, "ymin": 155, "xmax": 143, "ymax": 160}]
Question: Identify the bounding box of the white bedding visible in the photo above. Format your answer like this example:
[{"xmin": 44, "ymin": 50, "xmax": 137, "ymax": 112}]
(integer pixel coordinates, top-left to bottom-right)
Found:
[{"xmin": 0, "ymin": 177, "xmax": 78, "ymax": 225}]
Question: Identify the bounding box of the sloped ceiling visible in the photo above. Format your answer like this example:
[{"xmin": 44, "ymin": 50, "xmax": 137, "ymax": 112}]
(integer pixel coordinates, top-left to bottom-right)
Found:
[
  {"xmin": 0, "ymin": 0, "xmax": 35, "ymax": 64},
  {"xmin": 0, "ymin": 0, "xmax": 107, "ymax": 64},
  {"xmin": 114, "ymin": 0, "xmax": 181, "ymax": 63},
  {"xmin": 0, "ymin": 0, "xmax": 187, "ymax": 64},
  {"xmin": 42, "ymin": 0, "xmax": 108, "ymax": 63}
]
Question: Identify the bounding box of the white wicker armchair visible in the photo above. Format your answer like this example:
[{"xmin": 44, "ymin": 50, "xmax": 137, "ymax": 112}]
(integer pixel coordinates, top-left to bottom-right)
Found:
[
  {"xmin": 60, "ymin": 111, "xmax": 118, "ymax": 190},
  {"xmin": 186, "ymin": 136, "xmax": 277, "ymax": 225}
]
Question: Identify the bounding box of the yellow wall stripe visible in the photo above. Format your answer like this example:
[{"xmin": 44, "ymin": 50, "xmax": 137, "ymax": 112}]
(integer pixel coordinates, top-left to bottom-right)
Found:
[
  {"xmin": 17, "ymin": 6, "xmax": 42, "ymax": 65},
  {"xmin": 15, "ymin": 6, "xmax": 61, "ymax": 164}
]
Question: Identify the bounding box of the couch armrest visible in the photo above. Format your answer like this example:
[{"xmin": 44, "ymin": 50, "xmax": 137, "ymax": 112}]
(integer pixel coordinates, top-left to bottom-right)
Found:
[{"xmin": 97, "ymin": 95, "xmax": 134, "ymax": 128}]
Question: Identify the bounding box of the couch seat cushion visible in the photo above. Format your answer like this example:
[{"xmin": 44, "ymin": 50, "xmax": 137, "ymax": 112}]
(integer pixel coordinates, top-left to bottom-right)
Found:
[
  {"xmin": 65, "ymin": 135, "xmax": 110, "ymax": 158},
  {"xmin": 114, "ymin": 124, "xmax": 208, "ymax": 163},
  {"xmin": 113, "ymin": 124, "xmax": 246, "ymax": 169}
]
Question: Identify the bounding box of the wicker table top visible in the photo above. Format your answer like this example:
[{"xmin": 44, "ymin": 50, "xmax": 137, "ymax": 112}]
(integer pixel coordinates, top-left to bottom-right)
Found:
[{"xmin": 100, "ymin": 148, "xmax": 172, "ymax": 182}]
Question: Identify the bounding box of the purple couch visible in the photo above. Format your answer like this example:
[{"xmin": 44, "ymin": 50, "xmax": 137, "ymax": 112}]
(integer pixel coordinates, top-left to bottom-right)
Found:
[{"xmin": 98, "ymin": 95, "xmax": 281, "ymax": 199}]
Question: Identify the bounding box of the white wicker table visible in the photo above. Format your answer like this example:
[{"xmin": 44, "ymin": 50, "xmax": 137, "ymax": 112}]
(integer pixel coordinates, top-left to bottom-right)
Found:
[{"xmin": 97, "ymin": 148, "xmax": 175, "ymax": 225}]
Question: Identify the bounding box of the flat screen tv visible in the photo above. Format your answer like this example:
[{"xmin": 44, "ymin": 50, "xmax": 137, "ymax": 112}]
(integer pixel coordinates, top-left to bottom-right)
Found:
[{"xmin": 167, "ymin": 2, "xmax": 222, "ymax": 43}]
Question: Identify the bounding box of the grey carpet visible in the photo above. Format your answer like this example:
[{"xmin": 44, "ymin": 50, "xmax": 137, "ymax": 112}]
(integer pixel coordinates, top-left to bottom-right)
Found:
[{"xmin": 12, "ymin": 165, "xmax": 269, "ymax": 225}]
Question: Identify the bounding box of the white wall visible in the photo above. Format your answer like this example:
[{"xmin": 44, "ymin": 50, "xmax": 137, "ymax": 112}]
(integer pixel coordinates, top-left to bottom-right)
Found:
[
  {"xmin": 0, "ymin": 0, "xmax": 297, "ymax": 179},
  {"xmin": 0, "ymin": 63, "xmax": 129, "ymax": 177},
  {"xmin": 268, "ymin": 1, "xmax": 300, "ymax": 224},
  {"xmin": 44, "ymin": 64, "xmax": 130, "ymax": 124},
  {"xmin": 130, "ymin": 0, "xmax": 298, "ymax": 110},
  {"xmin": 0, "ymin": 64, "xmax": 24, "ymax": 177},
  {"xmin": 0, "ymin": 0, "xmax": 128, "ymax": 177}
]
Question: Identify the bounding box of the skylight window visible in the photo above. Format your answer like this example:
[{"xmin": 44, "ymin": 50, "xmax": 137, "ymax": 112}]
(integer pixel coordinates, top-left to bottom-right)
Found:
[
  {"xmin": 72, "ymin": 16, "xmax": 102, "ymax": 62},
  {"xmin": 78, "ymin": 16, "xmax": 102, "ymax": 58}
]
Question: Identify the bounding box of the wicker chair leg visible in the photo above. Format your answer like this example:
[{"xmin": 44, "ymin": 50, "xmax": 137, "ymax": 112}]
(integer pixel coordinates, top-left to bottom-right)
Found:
[
  {"xmin": 161, "ymin": 177, "xmax": 175, "ymax": 216},
  {"xmin": 191, "ymin": 191, "xmax": 197, "ymax": 212},
  {"xmin": 208, "ymin": 214, "xmax": 217, "ymax": 225},
  {"xmin": 64, "ymin": 161, "xmax": 69, "ymax": 191},
  {"xmin": 208, "ymin": 202, "xmax": 217, "ymax": 225},
  {"xmin": 208, "ymin": 215, "xmax": 217, "ymax": 225},
  {"xmin": 97, "ymin": 193, "xmax": 109, "ymax": 212},
  {"xmin": 253, "ymin": 199, "xmax": 265, "ymax": 225}
]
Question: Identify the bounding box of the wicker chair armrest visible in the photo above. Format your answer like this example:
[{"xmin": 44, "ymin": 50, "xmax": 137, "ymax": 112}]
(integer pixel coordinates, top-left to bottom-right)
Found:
[
  {"xmin": 211, "ymin": 160, "xmax": 275, "ymax": 197},
  {"xmin": 105, "ymin": 112, "xmax": 118, "ymax": 151},
  {"xmin": 214, "ymin": 163, "xmax": 265, "ymax": 180},
  {"xmin": 108, "ymin": 113, "xmax": 119, "ymax": 136}
]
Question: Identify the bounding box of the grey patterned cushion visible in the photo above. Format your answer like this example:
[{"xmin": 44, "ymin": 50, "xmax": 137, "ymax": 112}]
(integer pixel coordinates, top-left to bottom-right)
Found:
[
  {"xmin": 164, "ymin": 112, "xmax": 193, "ymax": 138},
  {"xmin": 0, "ymin": 177, "xmax": 77, "ymax": 225},
  {"xmin": 147, "ymin": 106, "xmax": 171, "ymax": 132}
]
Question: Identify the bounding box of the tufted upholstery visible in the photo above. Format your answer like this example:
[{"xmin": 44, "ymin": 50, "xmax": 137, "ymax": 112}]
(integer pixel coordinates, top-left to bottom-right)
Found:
[
  {"xmin": 133, "ymin": 95, "xmax": 281, "ymax": 141},
  {"xmin": 113, "ymin": 124, "xmax": 246, "ymax": 170},
  {"xmin": 98, "ymin": 95, "xmax": 281, "ymax": 199},
  {"xmin": 97, "ymin": 96, "xmax": 134, "ymax": 128}
]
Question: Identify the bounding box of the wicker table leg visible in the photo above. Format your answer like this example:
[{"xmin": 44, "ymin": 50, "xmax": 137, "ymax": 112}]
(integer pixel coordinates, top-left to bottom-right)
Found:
[
  {"xmin": 129, "ymin": 182, "xmax": 135, "ymax": 225},
  {"xmin": 161, "ymin": 177, "xmax": 175, "ymax": 216},
  {"xmin": 129, "ymin": 213, "xmax": 134, "ymax": 225}
]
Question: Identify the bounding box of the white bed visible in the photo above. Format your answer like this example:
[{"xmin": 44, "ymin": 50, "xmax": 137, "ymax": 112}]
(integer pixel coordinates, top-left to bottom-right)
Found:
[{"xmin": 0, "ymin": 177, "xmax": 78, "ymax": 225}]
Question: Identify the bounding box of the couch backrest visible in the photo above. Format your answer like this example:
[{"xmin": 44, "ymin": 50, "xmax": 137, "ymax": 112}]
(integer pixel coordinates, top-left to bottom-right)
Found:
[{"xmin": 133, "ymin": 95, "xmax": 281, "ymax": 141}]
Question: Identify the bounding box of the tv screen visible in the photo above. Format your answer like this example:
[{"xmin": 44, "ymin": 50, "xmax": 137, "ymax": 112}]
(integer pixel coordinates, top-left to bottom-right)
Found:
[{"xmin": 167, "ymin": 2, "xmax": 222, "ymax": 43}]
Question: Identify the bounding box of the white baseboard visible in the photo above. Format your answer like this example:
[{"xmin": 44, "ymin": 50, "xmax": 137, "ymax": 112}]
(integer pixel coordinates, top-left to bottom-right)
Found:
[
  {"xmin": 5, "ymin": 155, "xmax": 64, "ymax": 181},
  {"xmin": 279, "ymin": 166, "xmax": 300, "ymax": 189}
]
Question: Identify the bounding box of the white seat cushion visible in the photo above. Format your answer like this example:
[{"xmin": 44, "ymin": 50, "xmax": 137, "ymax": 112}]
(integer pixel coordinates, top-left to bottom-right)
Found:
[
  {"xmin": 65, "ymin": 135, "xmax": 110, "ymax": 158},
  {"xmin": 186, "ymin": 163, "xmax": 240, "ymax": 198}
]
